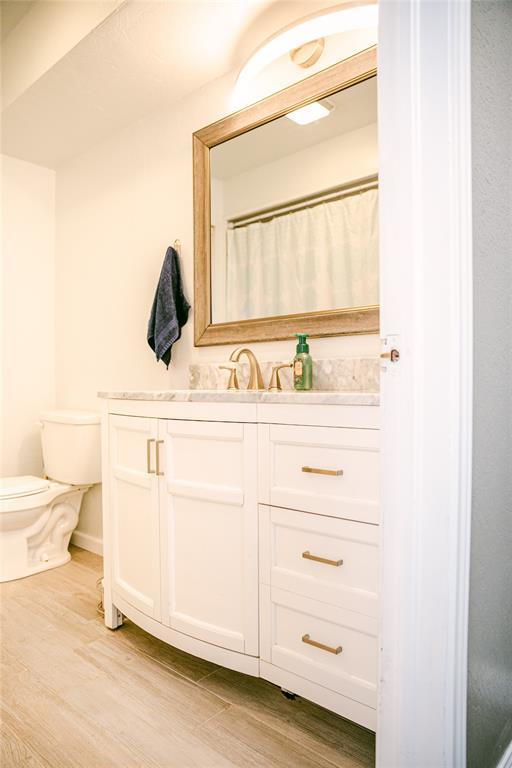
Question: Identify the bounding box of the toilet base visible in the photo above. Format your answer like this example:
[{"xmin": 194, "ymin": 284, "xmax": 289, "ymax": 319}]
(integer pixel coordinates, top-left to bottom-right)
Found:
[
  {"xmin": 3, "ymin": 550, "xmax": 72, "ymax": 583},
  {"xmin": 0, "ymin": 484, "xmax": 88, "ymax": 583}
]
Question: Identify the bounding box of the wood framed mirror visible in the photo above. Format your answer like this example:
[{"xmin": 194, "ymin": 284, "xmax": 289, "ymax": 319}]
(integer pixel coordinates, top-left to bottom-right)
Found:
[{"xmin": 193, "ymin": 46, "xmax": 378, "ymax": 346}]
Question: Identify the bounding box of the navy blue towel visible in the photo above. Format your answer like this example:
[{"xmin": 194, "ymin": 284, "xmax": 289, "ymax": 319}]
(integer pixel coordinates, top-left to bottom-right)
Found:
[{"xmin": 147, "ymin": 246, "xmax": 190, "ymax": 367}]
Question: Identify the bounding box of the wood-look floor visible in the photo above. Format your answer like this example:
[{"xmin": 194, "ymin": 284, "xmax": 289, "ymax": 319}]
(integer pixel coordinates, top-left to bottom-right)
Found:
[{"xmin": 0, "ymin": 546, "xmax": 375, "ymax": 768}]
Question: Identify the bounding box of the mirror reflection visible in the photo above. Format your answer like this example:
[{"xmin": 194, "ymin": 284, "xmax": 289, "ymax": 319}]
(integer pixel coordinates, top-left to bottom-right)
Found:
[{"xmin": 210, "ymin": 76, "xmax": 378, "ymax": 325}]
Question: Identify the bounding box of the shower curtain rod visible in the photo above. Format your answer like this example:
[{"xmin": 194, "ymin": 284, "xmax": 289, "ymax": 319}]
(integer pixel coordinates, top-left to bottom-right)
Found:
[{"xmin": 228, "ymin": 174, "xmax": 378, "ymax": 230}]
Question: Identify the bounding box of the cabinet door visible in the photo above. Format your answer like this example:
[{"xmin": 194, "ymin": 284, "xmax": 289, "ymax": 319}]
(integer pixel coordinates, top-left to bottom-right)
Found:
[
  {"xmin": 109, "ymin": 415, "xmax": 161, "ymax": 620},
  {"xmin": 159, "ymin": 419, "xmax": 258, "ymax": 655}
]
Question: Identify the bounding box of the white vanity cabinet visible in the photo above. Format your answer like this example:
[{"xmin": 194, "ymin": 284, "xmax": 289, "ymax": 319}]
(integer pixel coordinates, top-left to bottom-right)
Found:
[
  {"xmin": 103, "ymin": 406, "xmax": 259, "ymax": 673},
  {"xmin": 101, "ymin": 395, "xmax": 379, "ymax": 729}
]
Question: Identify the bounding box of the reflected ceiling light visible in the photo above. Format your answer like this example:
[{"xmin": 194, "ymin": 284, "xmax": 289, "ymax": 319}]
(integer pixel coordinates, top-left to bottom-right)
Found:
[
  {"xmin": 286, "ymin": 100, "xmax": 333, "ymax": 125},
  {"xmin": 234, "ymin": 4, "xmax": 377, "ymax": 101}
]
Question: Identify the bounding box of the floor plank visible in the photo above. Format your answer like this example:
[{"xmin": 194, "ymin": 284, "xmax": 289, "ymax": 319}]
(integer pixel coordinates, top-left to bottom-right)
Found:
[
  {"xmin": 0, "ymin": 547, "xmax": 375, "ymax": 768},
  {"xmin": 198, "ymin": 667, "xmax": 375, "ymax": 768},
  {"xmin": 73, "ymin": 636, "xmax": 229, "ymax": 728},
  {"xmin": 1, "ymin": 714, "xmax": 50, "ymax": 767},
  {"xmin": 112, "ymin": 620, "xmax": 220, "ymax": 683},
  {"xmin": 194, "ymin": 706, "xmax": 349, "ymax": 768}
]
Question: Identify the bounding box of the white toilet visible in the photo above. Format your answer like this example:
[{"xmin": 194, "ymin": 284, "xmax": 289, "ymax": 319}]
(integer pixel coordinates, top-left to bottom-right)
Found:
[{"xmin": 0, "ymin": 410, "xmax": 101, "ymax": 582}]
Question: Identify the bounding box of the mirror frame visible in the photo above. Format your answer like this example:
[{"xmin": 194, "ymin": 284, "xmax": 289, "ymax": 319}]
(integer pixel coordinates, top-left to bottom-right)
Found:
[{"xmin": 193, "ymin": 46, "xmax": 378, "ymax": 346}]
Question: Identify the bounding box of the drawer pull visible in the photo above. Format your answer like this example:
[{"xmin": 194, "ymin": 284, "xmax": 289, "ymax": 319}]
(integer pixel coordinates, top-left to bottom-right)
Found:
[
  {"xmin": 302, "ymin": 551, "xmax": 343, "ymax": 567},
  {"xmin": 301, "ymin": 466, "xmax": 343, "ymax": 477},
  {"xmin": 155, "ymin": 440, "xmax": 164, "ymax": 476},
  {"xmin": 302, "ymin": 634, "xmax": 342, "ymax": 655},
  {"xmin": 146, "ymin": 439, "xmax": 155, "ymax": 474}
]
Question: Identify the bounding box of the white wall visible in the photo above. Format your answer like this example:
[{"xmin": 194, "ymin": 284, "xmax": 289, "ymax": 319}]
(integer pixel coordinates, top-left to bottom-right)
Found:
[
  {"xmin": 0, "ymin": 155, "xmax": 56, "ymax": 476},
  {"xmin": 55, "ymin": 67, "xmax": 379, "ymax": 546}
]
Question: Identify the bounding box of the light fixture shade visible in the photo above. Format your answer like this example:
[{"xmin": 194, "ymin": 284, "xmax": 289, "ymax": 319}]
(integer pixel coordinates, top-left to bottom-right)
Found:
[{"xmin": 233, "ymin": 4, "xmax": 378, "ymax": 109}]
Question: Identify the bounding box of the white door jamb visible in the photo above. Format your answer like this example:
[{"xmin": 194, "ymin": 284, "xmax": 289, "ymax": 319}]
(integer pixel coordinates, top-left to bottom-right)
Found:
[{"xmin": 378, "ymin": 1, "xmax": 473, "ymax": 765}]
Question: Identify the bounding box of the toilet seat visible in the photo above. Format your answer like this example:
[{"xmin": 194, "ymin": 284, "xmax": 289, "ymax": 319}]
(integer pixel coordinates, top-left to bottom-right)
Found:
[
  {"xmin": 0, "ymin": 476, "xmax": 50, "ymax": 500},
  {"xmin": 0, "ymin": 479, "xmax": 76, "ymax": 515}
]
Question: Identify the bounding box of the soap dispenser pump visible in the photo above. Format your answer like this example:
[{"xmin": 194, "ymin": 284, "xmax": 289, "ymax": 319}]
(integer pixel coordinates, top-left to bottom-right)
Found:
[{"xmin": 293, "ymin": 333, "xmax": 313, "ymax": 391}]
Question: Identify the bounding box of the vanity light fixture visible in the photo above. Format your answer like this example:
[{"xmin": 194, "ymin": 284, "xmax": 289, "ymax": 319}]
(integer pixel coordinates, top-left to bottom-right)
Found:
[
  {"xmin": 286, "ymin": 100, "xmax": 333, "ymax": 126},
  {"xmin": 290, "ymin": 38, "xmax": 325, "ymax": 69},
  {"xmin": 233, "ymin": 3, "xmax": 377, "ymax": 106}
]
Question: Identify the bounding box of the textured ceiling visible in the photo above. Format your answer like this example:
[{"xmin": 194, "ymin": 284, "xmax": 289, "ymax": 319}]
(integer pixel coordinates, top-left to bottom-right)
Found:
[
  {"xmin": 0, "ymin": 0, "xmax": 35, "ymax": 41},
  {"xmin": 1, "ymin": 0, "xmax": 327, "ymax": 168}
]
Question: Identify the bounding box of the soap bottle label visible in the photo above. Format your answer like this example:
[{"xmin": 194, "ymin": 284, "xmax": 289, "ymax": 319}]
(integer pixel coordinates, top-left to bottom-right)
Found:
[{"xmin": 294, "ymin": 360, "xmax": 303, "ymax": 377}]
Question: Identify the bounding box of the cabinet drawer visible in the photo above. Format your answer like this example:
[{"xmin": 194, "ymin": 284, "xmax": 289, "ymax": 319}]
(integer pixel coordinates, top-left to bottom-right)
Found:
[
  {"xmin": 260, "ymin": 424, "xmax": 379, "ymax": 523},
  {"xmin": 263, "ymin": 587, "xmax": 377, "ymax": 708},
  {"xmin": 260, "ymin": 506, "xmax": 378, "ymax": 617}
]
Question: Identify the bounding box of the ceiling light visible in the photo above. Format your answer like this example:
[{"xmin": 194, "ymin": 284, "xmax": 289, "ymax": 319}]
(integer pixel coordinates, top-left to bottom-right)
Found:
[
  {"xmin": 234, "ymin": 4, "xmax": 377, "ymax": 101},
  {"xmin": 290, "ymin": 38, "xmax": 325, "ymax": 69},
  {"xmin": 286, "ymin": 101, "xmax": 332, "ymax": 125}
]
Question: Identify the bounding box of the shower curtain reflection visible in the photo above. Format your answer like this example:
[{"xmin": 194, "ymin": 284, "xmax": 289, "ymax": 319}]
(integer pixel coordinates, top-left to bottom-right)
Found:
[{"xmin": 223, "ymin": 187, "xmax": 378, "ymax": 322}]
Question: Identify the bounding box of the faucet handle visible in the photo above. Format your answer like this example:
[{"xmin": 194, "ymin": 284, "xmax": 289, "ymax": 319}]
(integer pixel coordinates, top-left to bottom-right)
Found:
[
  {"xmin": 219, "ymin": 364, "xmax": 239, "ymax": 391},
  {"xmin": 268, "ymin": 363, "xmax": 293, "ymax": 393}
]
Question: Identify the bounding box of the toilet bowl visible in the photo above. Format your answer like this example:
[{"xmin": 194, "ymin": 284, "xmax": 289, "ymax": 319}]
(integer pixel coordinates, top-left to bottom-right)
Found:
[{"xmin": 0, "ymin": 410, "xmax": 101, "ymax": 583}]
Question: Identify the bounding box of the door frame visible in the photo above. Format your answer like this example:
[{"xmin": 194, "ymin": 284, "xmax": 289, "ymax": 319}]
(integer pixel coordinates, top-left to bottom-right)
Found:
[{"xmin": 377, "ymin": 1, "xmax": 472, "ymax": 766}]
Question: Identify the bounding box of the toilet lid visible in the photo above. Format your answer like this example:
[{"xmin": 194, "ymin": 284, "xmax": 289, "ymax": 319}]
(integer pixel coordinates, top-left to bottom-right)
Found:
[{"xmin": 0, "ymin": 476, "xmax": 51, "ymax": 500}]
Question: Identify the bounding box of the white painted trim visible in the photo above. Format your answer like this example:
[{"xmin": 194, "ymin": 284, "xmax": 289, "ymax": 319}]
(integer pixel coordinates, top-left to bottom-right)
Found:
[
  {"xmin": 447, "ymin": 6, "xmax": 473, "ymax": 764},
  {"xmin": 71, "ymin": 529, "xmax": 103, "ymax": 555},
  {"xmin": 377, "ymin": 1, "xmax": 472, "ymax": 766},
  {"xmin": 497, "ymin": 740, "xmax": 512, "ymax": 768}
]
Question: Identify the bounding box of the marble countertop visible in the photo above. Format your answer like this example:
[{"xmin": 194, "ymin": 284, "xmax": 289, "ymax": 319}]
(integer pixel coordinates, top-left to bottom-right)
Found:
[{"xmin": 97, "ymin": 389, "xmax": 380, "ymax": 406}]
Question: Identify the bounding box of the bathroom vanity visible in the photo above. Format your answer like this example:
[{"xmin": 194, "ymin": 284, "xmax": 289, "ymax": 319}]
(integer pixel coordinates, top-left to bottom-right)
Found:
[
  {"xmin": 99, "ymin": 390, "xmax": 379, "ymax": 730},
  {"xmin": 99, "ymin": 43, "xmax": 382, "ymax": 734}
]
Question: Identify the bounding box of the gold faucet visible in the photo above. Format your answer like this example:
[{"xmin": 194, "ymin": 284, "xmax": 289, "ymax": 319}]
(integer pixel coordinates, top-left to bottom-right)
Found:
[
  {"xmin": 268, "ymin": 363, "xmax": 293, "ymax": 392},
  {"xmin": 218, "ymin": 364, "xmax": 239, "ymax": 390},
  {"xmin": 229, "ymin": 347, "xmax": 265, "ymax": 390}
]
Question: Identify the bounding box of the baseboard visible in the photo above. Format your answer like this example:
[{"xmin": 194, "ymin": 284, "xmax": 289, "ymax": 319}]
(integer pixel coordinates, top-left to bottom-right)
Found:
[{"xmin": 71, "ymin": 530, "xmax": 103, "ymax": 556}]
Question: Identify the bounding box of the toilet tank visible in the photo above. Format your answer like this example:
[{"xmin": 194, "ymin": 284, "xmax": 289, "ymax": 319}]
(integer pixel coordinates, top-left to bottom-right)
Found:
[{"xmin": 40, "ymin": 410, "xmax": 101, "ymax": 485}]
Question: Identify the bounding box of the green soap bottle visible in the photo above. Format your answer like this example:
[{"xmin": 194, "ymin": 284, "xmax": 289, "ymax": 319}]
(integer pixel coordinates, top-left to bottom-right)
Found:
[{"xmin": 293, "ymin": 333, "xmax": 313, "ymax": 391}]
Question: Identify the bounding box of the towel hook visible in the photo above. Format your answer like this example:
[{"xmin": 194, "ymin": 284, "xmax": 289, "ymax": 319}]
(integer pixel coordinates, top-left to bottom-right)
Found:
[{"xmin": 173, "ymin": 239, "xmax": 181, "ymax": 256}]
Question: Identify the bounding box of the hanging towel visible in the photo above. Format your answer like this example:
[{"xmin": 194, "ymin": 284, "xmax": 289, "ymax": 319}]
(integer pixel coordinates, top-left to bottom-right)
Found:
[{"xmin": 147, "ymin": 246, "xmax": 190, "ymax": 367}]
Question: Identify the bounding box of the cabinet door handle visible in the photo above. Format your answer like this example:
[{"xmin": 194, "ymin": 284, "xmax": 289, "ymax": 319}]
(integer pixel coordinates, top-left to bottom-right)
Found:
[
  {"xmin": 301, "ymin": 466, "xmax": 343, "ymax": 476},
  {"xmin": 147, "ymin": 439, "xmax": 155, "ymax": 474},
  {"xmin": 155, "ymin": 440, "xmax": 164, "ymax": 476},
  {"xmin": 302, "ymin": 634, "xmax": 342, "ymax": 655},
  {"xmin": 302, "ymin": 551, "xmax": 343, "ymax": 567}
]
